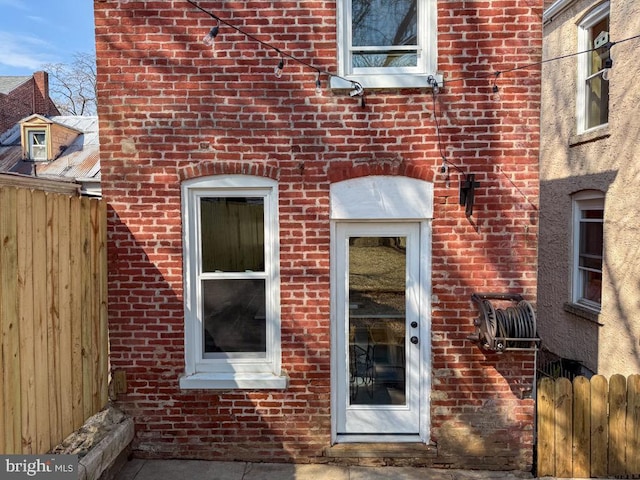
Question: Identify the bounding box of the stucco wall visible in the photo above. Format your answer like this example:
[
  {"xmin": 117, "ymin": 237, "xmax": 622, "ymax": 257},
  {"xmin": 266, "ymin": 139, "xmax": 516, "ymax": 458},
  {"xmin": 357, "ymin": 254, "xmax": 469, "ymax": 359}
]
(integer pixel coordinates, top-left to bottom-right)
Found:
[{"xmin": 538, "ymin": 0, "xmax": 640, "ymax": 376}]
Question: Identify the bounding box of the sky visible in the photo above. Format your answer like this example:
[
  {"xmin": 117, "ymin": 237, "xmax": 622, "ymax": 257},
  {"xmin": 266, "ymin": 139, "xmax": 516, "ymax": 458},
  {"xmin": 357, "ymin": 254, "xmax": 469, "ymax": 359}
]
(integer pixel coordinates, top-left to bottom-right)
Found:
[{"xmin": 0, "ymin": 0, "xmax": 95, "ymax": 76}]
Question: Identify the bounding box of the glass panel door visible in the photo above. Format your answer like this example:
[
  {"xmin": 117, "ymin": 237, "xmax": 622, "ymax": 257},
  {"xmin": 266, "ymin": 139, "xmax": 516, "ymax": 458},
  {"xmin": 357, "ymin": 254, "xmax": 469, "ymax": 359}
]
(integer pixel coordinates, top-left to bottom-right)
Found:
[
  {"xmin": 336, "ymin": 223, "xmax": 420, "ymax": 435},
  {"xmin": 349, "ymin": 236, "xmax": 407, "ymax": 405}
]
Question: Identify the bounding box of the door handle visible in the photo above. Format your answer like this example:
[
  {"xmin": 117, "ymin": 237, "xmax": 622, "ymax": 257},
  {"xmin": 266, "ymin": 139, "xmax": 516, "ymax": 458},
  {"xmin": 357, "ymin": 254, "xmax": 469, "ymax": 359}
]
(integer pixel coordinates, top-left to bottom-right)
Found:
[{"xmin": 410, "ymin": 336, "xmax": 419, "ymax": 345}]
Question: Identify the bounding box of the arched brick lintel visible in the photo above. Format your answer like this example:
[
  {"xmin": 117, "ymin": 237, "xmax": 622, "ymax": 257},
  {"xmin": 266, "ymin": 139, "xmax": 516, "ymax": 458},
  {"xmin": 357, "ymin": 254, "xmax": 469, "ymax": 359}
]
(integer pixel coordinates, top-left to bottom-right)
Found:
[
  {"xmin": 177, "ymin": 161, "xmax": 280, "ymax": 182},
  {"xmin": 328, "ymin": 160, "xmax": 435, "ymax": 184}
]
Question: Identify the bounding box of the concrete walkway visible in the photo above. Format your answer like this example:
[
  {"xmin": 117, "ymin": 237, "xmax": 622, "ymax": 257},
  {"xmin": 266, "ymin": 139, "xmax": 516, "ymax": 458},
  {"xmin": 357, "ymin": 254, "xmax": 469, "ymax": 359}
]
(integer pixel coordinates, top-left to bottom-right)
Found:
[{"xmin": 115, "ymin": 459, "xmax": 538, "ymax": 480}]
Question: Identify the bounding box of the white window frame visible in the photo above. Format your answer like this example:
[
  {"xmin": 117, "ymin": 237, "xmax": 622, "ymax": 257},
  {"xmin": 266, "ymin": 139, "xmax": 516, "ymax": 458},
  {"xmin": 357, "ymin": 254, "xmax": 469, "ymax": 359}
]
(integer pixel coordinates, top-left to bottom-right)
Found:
[
  {"xmin": 576, "ymin": 1, "xmax": 610, "ymax": 134},
  {"xmin": 180, "ymin": 175, "xmax": 287, "ymax": 389},
  {"xmin": 332, "ymin": 0, "xmax": 440, "ymax": 90},
  {"xmin": 28, "ymin": 129, "xmax": 47, "ymax": 161},
  {"xmin": 571, "ymin": 191, "xmax": 604, "ymax": 312}
]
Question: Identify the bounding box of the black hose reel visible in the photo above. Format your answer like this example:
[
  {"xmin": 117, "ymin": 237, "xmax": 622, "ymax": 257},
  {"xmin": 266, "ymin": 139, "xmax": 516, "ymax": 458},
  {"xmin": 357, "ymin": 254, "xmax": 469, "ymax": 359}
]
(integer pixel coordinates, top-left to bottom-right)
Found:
[{"xmin": 468, "ymin": 293, "xmax": 540, "ymax": 352}]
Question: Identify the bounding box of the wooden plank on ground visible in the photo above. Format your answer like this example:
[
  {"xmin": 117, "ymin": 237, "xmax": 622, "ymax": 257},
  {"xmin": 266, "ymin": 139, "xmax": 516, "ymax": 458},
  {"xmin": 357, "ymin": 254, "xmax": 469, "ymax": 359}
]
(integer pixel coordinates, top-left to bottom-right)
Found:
[
  {"xmin": 572, "ymin": 376, "xmax": 590, "ymax": 478},
  {"xmin": 626, "ymin": 375, "xmax": 640, "ymax": 475},
  {"xmin": 17, "ymin": 188, "xmax": 36, "ymax": 454},
  {"xmin": 590, "ymin": 375, "xmax": 608, "ymax": 477},
  {"xmin": 537, "ymin": 377, "xmax": 555, "ymax": 477},
  {"xmin": 555, "ymin": 377, "xmax": 573, "ymax": 478},
  {"xmin": 609, "ymin": 374, "xmax": 627, "ymax": 477}
]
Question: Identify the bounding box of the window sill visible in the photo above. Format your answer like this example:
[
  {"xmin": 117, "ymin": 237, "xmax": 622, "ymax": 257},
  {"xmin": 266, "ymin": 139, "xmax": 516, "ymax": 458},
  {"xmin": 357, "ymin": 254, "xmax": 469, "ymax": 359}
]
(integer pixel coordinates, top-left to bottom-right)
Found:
[
  {"xmin": 563, "ymin": 302, "xmax": 603, "ymax": 325},
  {"xmin": 330, "ymin": 73, "xmax": 444, "ymax": 91},
  {"xmin": 569, "ymin": 124, "xmax": 610, "ymax": 147},
  {"xmin": 179, "ymin": 372, "xmax": 289, "ymax": 390}
]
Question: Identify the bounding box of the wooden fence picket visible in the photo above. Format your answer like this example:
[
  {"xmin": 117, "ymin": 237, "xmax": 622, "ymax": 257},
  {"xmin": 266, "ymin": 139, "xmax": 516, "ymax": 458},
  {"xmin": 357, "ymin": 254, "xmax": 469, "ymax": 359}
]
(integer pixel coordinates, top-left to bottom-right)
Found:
[
  {"xmin": 589, "ymin": 375, "xmax": 608, "ymax": 477},
  {"xmin": 555, "ymin": 377, "xmax": 573, "ymax": 477},
  {"xmin": 538, "ymin": 374, "xmax": 640, "ymax": 478},
  {"xmin": 609, "ymin": 374, "xmax": 627, "ymax": 477},
  {"xmin": 627, "ymin": 375, "xmax": 640, "ymax": 474}
]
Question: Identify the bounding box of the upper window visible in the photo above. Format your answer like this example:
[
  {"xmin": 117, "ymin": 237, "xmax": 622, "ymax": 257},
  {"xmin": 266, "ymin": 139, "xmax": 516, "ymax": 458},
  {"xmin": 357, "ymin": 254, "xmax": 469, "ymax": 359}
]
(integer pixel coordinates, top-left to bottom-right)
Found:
[
  {"xmin": 577, "ymin": 2, "xmax": 610, "ymax": 133},
  {"xmin": 180, "ymin": 175, "xmax": 286, "ymax": 389},
  {"xmin": 572, "ymin": 191, "xmax": 604, "ymax": 311},
  {"xmin": 333, "ymin": 0, "xmax": 438, "ymax": 89},
  {"xmin": 28, "ymin": 130, "xmax": 47, "ymax": 161}
]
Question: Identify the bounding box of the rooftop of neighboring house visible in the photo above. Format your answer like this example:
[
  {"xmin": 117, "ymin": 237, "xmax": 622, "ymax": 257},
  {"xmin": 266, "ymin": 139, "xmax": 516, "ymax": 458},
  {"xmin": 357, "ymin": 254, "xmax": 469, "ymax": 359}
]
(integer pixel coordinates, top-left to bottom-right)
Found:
[
  {"xmin": 0, "ymin": 76, "xmax": 32, "ymax": 95},
  {"xmin": 0, "ymin": 71, "xmax": 61, "ymax": 137},
  {"xmin": 0, "ymin": 114, "xmax": 101, "ymax": 197}
]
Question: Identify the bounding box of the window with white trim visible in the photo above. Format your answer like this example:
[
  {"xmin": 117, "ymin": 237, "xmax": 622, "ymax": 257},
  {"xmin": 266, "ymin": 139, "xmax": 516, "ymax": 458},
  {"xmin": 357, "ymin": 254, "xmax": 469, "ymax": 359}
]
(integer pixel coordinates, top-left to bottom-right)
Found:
[
  {"xmin": 333, "ymin": 0, "xmax": 439, "ymax": 89},
  {"xmin": 577, "ymin": 2, "xmax": 610, "ymax": 133},
  {"xmin": 180, "ymin": 175, "xmax": 286, "ymax": 389},
  {"xmin": 28, "ymin": 130, "xmax": 47, "ymax": 161},
  {"xmin": 572, "ymin": 191, "xmax": 604, "ymax": 311}
]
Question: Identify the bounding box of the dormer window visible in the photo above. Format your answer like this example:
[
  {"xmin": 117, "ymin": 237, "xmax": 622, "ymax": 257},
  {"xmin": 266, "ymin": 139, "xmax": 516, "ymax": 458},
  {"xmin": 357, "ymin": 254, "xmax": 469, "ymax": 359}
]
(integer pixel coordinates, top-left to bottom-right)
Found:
[
  {"xmin": 28, "ymin": 130, "xmax": 47, "ymax": 161},
  {"xmin": 20, "ymin": 114, "xmax": 82, "ymax": 163}
]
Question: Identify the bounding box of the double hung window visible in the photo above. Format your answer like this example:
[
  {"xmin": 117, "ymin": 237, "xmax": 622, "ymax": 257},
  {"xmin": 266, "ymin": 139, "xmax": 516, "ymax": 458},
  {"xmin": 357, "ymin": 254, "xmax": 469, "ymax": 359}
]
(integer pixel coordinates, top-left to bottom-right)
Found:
[
  {"xmin": 180, "ymin": 175, "xmax": 285, "ymax": 389},
  {"xmin": 333, "ymin": 0, "xmax": 438, "ymax": 89},
  {"xmin": 28, "ymin": 130, "xmax": 47, "ymax": 161},
  {"xmin": 572, "ymin": 191, "xmax": 604, "ymax": 311},
  {"xmin": 577, "ymin": 2, "xmax": 610, "ymax": 132}
]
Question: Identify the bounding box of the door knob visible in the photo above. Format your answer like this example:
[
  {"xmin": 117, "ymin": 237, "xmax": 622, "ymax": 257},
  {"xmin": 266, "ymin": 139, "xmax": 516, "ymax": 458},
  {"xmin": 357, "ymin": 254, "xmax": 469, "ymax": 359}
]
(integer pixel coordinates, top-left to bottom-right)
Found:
[{"xmin": 410, "ymin": 336, "xmax": 419, "ymax": 344}]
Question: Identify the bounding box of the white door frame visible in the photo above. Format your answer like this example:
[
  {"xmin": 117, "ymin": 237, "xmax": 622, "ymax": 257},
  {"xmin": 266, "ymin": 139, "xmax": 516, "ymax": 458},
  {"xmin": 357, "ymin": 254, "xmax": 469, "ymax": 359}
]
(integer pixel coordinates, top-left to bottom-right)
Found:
[{"xmin": 329, "ymin": 176, "xmax": 433, "ymax": 444}]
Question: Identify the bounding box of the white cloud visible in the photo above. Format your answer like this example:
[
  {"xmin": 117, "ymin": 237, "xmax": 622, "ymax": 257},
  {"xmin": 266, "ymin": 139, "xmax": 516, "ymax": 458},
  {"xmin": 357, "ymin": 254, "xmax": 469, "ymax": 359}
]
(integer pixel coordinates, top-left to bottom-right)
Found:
[
  {"xmin": 26, "ymin": 16, "xmax": 47, "ymax": 24},
  {"xmin": 0, "ymin": 31, "xmax": 58, "ymax": 70}
]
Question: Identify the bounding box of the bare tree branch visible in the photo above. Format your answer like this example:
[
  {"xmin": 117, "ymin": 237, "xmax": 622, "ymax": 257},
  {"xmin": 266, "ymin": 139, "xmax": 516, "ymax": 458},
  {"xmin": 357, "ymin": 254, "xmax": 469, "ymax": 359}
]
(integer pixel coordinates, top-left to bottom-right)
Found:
[{"xmin": 42, "ymin": 52, "xmax": 97, "ymax": 116}]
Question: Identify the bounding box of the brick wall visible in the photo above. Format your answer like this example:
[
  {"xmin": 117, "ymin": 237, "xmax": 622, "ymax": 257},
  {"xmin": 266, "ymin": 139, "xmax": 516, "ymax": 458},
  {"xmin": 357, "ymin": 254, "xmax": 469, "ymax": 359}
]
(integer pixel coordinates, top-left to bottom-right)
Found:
[
  {"xmin": 94, "ymin": 0, "xmax": 541, "ymax": 470},
  {"xmin": 0, "ymin": 72, "xmax": 59, "ymax": 134}
]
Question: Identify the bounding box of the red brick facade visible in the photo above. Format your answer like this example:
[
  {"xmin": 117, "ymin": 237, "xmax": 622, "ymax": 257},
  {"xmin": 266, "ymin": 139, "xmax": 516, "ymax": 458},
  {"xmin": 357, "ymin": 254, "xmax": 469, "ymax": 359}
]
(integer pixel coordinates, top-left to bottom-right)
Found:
[
  {"xmin": 0, "ymin": 72, "xmax": 59, "ymax": 133},
  {"xmin": 95, "ymin": 0, "xmax": 541, "ymax": 470}
]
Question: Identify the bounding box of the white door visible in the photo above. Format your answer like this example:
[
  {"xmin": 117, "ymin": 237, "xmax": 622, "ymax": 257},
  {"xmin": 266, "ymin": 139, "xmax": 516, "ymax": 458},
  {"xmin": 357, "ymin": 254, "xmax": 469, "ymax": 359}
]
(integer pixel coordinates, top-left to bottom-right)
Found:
[{"xmin": 335, "ymin": 222, "xmax": 421, "ymax": 435}]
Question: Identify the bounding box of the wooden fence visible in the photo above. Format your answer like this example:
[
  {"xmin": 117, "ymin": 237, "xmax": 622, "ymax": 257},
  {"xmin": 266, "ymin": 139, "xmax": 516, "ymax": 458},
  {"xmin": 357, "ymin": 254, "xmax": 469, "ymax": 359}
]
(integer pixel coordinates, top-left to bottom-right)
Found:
[
  {"xmin": 0, "ymin": 185, "xmax": 108, "ymax": 454},
  {"xmin": 537, "ymin": 374, "xmax": 640, "ymax": 478}
]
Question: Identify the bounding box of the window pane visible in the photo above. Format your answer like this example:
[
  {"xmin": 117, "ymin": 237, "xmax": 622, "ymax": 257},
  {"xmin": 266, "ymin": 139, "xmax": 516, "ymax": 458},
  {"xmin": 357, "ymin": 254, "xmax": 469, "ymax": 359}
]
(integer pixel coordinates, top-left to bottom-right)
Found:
[
  {"xmin": 588, "ymin": 17, "xmax": 609, "ymax": 75},
  {"xmin": 349, "ymin": 236, "xmax": 406, "ymax": 406},
  {"xmin": 202, "ymin": 279, "xmax": 266, "ymax": 355},
  {"xmin": 31, "ymin": 132, "xmax": 45, "ymax": 145},
  {"xmin": 200, "ymin": 197, "xmax": 264, "ymax": 272},
  {"xmin": 577, "ymin": 202, "xmax": 603, "ymax": 305},
  {"xmin": 586, "ymin": 15, "xmax": 609, "ymax": 129},
  {"xmin": 353, "ymin": 52, "xmax": 417, "ymax": 68},
  {"xmin": 586, "ymin": 75, "xmax": 609, "ymax": 129},
  {"xmin": 352, "ymin": 0, "xmax": 417, "ymax": 47},
  {"xmin": 580, "ymin": 221, "xmax": 603, "ymax": 258},
  {"xmin": 580, "ymin": 269, "xmax": 602, "ymax": 303},
  {"xmin": 352, "ymin": 0, "xmax": 418, "ymax": 69},
  {"xmin": 582, "ymin": 209, "xmax": 603, "ymax": 220},
  {"xmin": 29, "ymin": 131, "xmax": 47, "ymax": 160},
  {"xmin": 579, "ymin": 255, "xmax": 602, "ymax": 271}
]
